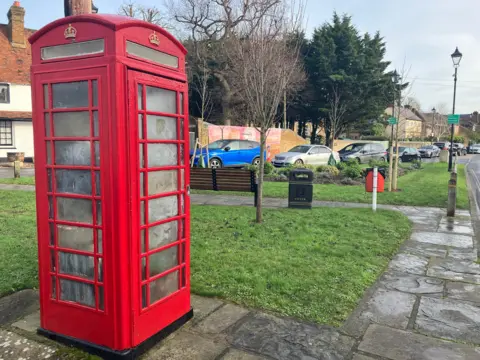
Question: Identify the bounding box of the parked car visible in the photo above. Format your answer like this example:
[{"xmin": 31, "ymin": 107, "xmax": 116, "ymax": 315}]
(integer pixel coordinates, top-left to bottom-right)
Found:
[
  {"xmin": 190, "ymin": 139, "xmax": 264, "ymax": 168},
  {"xmin": 418, "ymin": 145, "xmax": 441, "ymax": 158},
  {"xmin": 387, "ymin": 147, "xmax": 422, "ymax": 162},
  {"xmin": 339, "ymin": 143, "xmax": 388, "ymax": 164},
  {"xmin": 398, "ymin": 148, "xmax": 422, "ymax": 162},
  {"xmin": 433, "ymin": 142, "xmax": 451, "ymax": 150},
  {"xmin": 469, "ymin": 144, "xmax": 480, "ymax": 154},
  {"xmin": 453, "ymin": 143, "xmax": 467, "ymax": 156},
  {"xmin": 271, "ymin": 145, "xmax": 340, "ymax": 167}
]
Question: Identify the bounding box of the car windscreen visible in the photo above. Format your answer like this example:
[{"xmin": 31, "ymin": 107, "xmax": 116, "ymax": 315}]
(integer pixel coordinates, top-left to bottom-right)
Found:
[
  {"xmin": 340, "ymin": 144, "xmax": 365, "ymax": 152},
  {"xmin": 208, "ymin": 140, "xmax": 232, "ymax": 149},
  {"xmin": 288, "ymin": 146, "xmax": 311, "ymax": 153}
]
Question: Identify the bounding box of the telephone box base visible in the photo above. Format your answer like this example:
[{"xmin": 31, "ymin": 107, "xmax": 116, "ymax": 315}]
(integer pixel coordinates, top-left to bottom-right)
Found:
[{"xmin": 38, "ymin": 308, "xmax": 194, "ymax": 360}]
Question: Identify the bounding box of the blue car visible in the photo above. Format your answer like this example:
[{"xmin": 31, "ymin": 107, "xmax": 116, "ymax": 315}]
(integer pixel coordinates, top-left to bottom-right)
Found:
[{"xmin": 190, "ymin": 139, "xmax": 264, "ymax": 168}]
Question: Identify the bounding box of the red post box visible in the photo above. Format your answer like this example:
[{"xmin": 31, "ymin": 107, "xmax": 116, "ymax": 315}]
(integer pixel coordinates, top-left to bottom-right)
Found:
[
  {"xmin": 29, "ymin": 14, "xmax": 192, "ymax": 358},
  {"xmin": 365, "ymin": 167, "xmax": 385, "ymax": 193}
]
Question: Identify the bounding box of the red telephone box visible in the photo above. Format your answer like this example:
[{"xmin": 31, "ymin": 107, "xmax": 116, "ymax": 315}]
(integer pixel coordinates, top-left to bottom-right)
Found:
[{"xmin": 29, "ymin": 14, "xmax": 192, "ymax": 358}]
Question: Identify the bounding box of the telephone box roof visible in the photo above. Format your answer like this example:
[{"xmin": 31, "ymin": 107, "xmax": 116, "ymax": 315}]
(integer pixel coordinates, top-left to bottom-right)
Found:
[{"xmin": 28, "ymin": 13, "xmax": 186, "ymax": 55}]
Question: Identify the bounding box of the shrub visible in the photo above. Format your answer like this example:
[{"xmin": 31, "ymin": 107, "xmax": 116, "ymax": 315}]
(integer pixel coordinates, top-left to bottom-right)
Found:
[
  {"xmin": 244, "ymin": 161, "xmax": 274, "ymax": 175},
  {"xmin": 368, "ymin": 159, "xmax": 388, "ymax": 168},
  {"xmin": 410, "ymin": 159, "xmax": 423, "ymax": 170},
  {"xmin": 336, "ymin": 162, "xmax": 347, "ymax": 171},
  {"xmin": 342, "ymin": 166, "xmax": 363, "ymax": 179},
  {"xmin": 316, "ymin": 165, "xmax": 340, "ymax": 176}
]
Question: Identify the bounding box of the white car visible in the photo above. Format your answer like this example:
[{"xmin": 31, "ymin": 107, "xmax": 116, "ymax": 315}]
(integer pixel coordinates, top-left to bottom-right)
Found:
[
  {"xmin": 470, "ymin": 144, "xmax": 480, "ymax": 154},
  {"xmin": 271, "ymin": 145, "xmax": 340, "ymax": 167}
]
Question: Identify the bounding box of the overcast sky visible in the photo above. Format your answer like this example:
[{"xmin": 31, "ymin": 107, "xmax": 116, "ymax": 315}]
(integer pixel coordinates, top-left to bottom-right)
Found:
[{"xmin": 7, "ymin": 0, "xmax": 480, "ymax": 114}]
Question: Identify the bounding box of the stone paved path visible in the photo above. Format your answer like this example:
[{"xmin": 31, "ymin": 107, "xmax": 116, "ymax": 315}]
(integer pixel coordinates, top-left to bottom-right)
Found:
[{"xmin": 1, "ymin": 188, "xmax": 479, "ymax": 359}]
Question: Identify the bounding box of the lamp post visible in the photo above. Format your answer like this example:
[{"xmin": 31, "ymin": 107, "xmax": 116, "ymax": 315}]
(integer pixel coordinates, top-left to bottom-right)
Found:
[
  {"xmin": 388, "ymin": 70, "xmax": 399, "ymax": 192},
  {"xmin": 431, "ymin": 107, "xmax": 436, "ymax": 143},
  {"xmin": 449, "ymin": 47, "xmax": 462, "ymax": 172}
]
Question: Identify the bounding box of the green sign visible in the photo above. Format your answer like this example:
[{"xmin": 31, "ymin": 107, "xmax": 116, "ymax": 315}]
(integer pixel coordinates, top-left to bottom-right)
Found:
[
  {"xmin": 448, "ymin": 114, "xmax": 460, "ymax": 125},
  {"xmin": 388, "ymin": 117, "xmax": 397, "ymax": 125}
]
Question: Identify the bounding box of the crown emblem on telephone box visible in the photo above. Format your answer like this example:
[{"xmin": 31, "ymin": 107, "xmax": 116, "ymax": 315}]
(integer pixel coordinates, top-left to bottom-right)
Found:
[
  {"xmin": 149, "ymin": 31, "xmax": 160, "ymax": 46},
  {"xmin": 64, "ymin": 24, "xmax": 77, "ymax": 40}
]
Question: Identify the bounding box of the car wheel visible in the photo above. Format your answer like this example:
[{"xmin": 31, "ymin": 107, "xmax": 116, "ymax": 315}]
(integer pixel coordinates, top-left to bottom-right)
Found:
[
  {"xmin": 209, "ymin": 158, "xmax": 222, "ymax": 169},
  {"xmin": 356, "ymin": 158, "xmax": 361, "ymax": 164},
  {"xmin": 429, "ymin": 153, "xmax": 433, "ymax": 158},
  {"xmin": 294, "ymin": 159, "xmax": 304, "ymax": 165},
  {"xmin": 380, "ymin": 157, "xmax": 386, "ymax": 162},
  {"xmin": 252, "ymin": 157, "xmax": 261, "ymax": 166}
]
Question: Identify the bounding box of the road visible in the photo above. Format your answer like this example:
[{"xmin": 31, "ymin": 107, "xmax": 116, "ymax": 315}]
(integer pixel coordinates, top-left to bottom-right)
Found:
[
  {"xmin": 466, "ymin": 154, "xmax": 480, "ymax": 213},
  {"xmin": 0, "ymin": 167, "xmax": 34, "ymax": 178}
]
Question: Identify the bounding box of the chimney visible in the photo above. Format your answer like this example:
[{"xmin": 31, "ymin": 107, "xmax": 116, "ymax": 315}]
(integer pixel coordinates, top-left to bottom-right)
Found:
[
  {"xmin": 7, "ymin": 1, "xmax": 25, "ymax": 48},
  {"xmin": 65, "ymin": 0, "xmax": 93, "ymax": 16}
]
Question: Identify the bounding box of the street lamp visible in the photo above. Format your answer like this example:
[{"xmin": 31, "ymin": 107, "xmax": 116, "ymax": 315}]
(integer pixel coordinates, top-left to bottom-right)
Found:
[
  {"xmin": 449, "ymin": 47, "xmax": 462, "ymax": 171},
  {"xmin": 431, "ymin": 107, "xmax": 436, "ymax": 143}
]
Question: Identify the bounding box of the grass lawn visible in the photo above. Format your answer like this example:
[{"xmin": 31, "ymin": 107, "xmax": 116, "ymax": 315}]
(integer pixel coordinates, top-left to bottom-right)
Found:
[
  {"xmin": 191, "ymin": 205, "xmax": 411, "ymax": 325},
  {"xmin": 194, "ymin": 163, "xmax": 469, "ymax": 209},
  {"xmin": 0, "ymin": 190, "xmax": 38, "ymax": 296},
  {"xmin": 0, "ymin": 176, "xmax": 35, "ymax": 185},
  {"xmin": 0, "ymin": 190, "xmax": 411, "ymax": 326}
]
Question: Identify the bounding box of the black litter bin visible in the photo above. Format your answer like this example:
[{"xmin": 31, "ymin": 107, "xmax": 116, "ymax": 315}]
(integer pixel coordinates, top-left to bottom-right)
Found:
[{"xmin": 288, "ymin": 168, "xmax": 314, "ymax": 209}]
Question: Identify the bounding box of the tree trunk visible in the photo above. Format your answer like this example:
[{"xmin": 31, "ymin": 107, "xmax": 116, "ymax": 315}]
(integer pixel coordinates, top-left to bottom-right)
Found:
[
  {"xmin": 310, "ymin": 123, "xmax": 318, "ymax": 144},
  {"xmin": 256, "ymin": 130, "xmax": 266, "ymax": 223},
  {"xmin": 392, "ymin": 120, "xmax": 400, "ymax": 190},
  {"xmin": 325, "ymin": 128, "xmax": 331, "ymax": 148},
  {"xmin": 221, "ymin": 94, "xmax": 232, "ymax": 126}
]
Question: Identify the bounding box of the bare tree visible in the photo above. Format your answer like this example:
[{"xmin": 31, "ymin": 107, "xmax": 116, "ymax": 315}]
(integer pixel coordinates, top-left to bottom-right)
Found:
[
  {"xmin": 226, "ymin": 0, "xmax": 305, "ymax": 222},
  {"xmin": 166, "ymin": 0, "xmax": 286, "ymax": 125},
  {"xmin": 433, "ymin": 102, "xmax": 450, "ymax": 140},
  {"xmin": 119, "ymin": 1, "xmax": 172, "ymax": 29},
  {"xmin": 328, "ymin": 81, "xmax": 347, "ymax": 146},
  {"xmin": 404, "ymin": 96, "xmax": 421, "ymax": 111}
]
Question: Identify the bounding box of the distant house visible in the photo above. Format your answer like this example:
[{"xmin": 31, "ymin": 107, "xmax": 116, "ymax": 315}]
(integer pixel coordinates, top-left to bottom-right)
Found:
[
  {"xmin": 384, "ymin": 106, "xmax": 423, "ymax": 139},
  {"xmin": 0, "ymin": 2, "xmax": 35, "ymax": 161}
]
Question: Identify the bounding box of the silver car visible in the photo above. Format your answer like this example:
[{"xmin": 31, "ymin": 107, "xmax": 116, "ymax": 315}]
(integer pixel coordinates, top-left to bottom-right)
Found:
[
  {"xmin": 271, "ymin": 145, "xmax": 340, "ymax": 167},
  {"xmin": 470, "ymin": 144, "xmax": 480, "ymax": 154}
]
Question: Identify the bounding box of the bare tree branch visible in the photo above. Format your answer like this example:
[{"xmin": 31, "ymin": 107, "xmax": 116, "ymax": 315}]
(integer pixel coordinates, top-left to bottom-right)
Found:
[{"xmin": 119, "ymin": 1, "xmax": 174, "ymax": 30}]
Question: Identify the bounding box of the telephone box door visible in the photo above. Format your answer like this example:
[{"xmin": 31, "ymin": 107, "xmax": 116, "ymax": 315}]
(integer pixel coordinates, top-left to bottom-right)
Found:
[
  {"xmin": 127, "ymin": 70, "xmax": 190, "ymax": 344},
  {"xmin": 33, "ymin": 67, "xmax": 113, "ymax": 345}
]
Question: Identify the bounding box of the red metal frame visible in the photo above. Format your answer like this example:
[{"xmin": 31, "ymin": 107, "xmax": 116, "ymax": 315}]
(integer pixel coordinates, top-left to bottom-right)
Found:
[{"xmin": 30, "ymin": 14, "xmax": 190, "ymax": 352}]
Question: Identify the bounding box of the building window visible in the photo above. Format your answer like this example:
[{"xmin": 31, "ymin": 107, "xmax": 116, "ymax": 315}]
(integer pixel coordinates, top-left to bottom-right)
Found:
[
  {"xmin": 0, "ymin": 121, "xmax": 13, "ymax": 146},
  {"xmin": 0, "ymin": 84, "xmax": 10, "ymax": 104}
]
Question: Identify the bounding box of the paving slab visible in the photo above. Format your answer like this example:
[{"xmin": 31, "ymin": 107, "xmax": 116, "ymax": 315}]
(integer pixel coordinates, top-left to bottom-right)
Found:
[
  {"xmin": 427, "ymin": 258, "xmax": 480, "ymax": 284},
  {"xmin": 342, "ymin": 288, "xmax": 416, "ymax": 337},
  {"xmin": 0, "ymin": 289, "xmax": 39, "ymax": 326},
  {"xmin": 191, "ymin": 295, "xmax": 224, "ymax": 324},
  {"xmin": 407, "ymin": 215, "xmax": 440, "ymax": 225},
  {"xmin": 0, "ymin": 329, "xmax": 56, "ymax": 359},
  {"xmin": 438, "ymin": 223, "xmax": 474, "ymax": 236},
  {"xmin": 415, "ymin": 296, "xmax": 480, "ymax": 344},
  {"xmin": 401, "ymin": 241, "xmax": 447, "ymax": 259},
  {"xmin": 358, "ymin": 324, "xmax": 480, "ymax": 360},
  {"xmin": 352, "ymin": 354, "xmax": 376, "ymax": 360},
  {"xmin": 145, "ymin": 331, "xmax": 227, "ymax": 360},
  {"xmin": 439, "ymin": 216, "xmax": 473, "ymax": 227},
  {"xmin": 12, "ymin": 310, "xmax": 40, "ymax": 333},
  {"xmin": 228, "ymin": 312, "xmax": 355, "ymax": 360},
  {"xmin": 447, "ymin": 248, "xmax": 478, "ymax": 261},
  {"xmin": 446, "ymin": 281, "xmax": 480, "ymax": 303},
  {"xmin": 387, "ymin": 253, "xmax": 428, "ymax": 275},
  {"xmin": 221, "ymin": 348, "xmax": 267, "ymax": 360},
  {"xmin": 194, "ymin": 304, "xmax": 249, "ymax": 334},
  {"xmin": 379, "ymin": 272, "xmax": 444, "ymax": 295},
  {"xmin": 410, "ymin": 232, "xmax": 473, "ymax": 249}
]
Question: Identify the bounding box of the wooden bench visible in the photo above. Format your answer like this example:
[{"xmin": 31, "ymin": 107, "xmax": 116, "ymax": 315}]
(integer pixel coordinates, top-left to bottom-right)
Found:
[{"xmin": 190, "ymin": 168, "xmax": 258, "ymax": 206}]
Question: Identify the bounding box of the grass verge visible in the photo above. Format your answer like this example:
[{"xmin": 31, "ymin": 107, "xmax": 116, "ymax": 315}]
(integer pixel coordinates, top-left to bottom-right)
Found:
[
  {"xmin": 191, "ymin": 205, "xmax": 411, "ymax": 325},
  {"xmin": 0, "ymin": 191, "xmax": 411, "ymax": 326},
  {"xmin": 0, "ymin": 176, "xmax": 35, "ymax": 185},
  {"xmin": 193, "ymin": 163, "xmax": 469, "ymax": 209}
]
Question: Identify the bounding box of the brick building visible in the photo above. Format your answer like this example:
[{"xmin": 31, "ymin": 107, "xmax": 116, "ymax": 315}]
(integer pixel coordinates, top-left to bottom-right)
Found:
[{"xmin": 0, "ymin": 1, "xmax": 35, "ymax": 160}]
